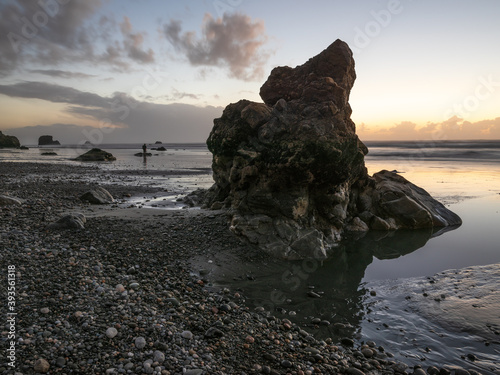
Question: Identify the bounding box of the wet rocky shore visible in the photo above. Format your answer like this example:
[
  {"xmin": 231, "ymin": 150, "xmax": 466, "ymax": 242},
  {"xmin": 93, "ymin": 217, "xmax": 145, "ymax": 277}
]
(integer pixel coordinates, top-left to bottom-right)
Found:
[{"xmin": 0, "ymin": 163, "xmax": 485, "ymax": 375}]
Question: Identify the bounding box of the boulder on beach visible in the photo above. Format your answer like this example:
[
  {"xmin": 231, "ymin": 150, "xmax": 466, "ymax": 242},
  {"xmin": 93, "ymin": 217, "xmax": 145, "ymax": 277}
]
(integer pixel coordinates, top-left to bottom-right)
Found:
[
  {"xmin": 156, "ymin": 146, "xmax": 167, "ymax": 151},
  {"xmin": 75, "ymin": 148, "xmax": 116, "ymax": 161},
  {"xmin": 41, "ymin": 152, "xmax": 57, "ymax": 156},
  {"xmin": 0, "ymin": 131, "xmax": 20, "ymax": 148},
  {"xmin": 33, "ymin": 358, "xmax": 50, "ymax": 373},
  {"xmin": 204, "ymin": 39, "xmax": 461, "ymax": 259},
  {"xmin": 38, "ymin": 135, "xmax": 60, "ymax": 146},
  {"xmin": 80, "ymin": 187, "xmax": 115, "ymax": 204},
  {"xmin": 0, "ymin": 194, "xmax": 22, "ymax": 206},
  {"xmin": 134, "ymin": 152, "xmax": 152, "ymax": 157},
  {"xmin": 46, "ymin": 213, "xmax": 86, "ymax": 230}
]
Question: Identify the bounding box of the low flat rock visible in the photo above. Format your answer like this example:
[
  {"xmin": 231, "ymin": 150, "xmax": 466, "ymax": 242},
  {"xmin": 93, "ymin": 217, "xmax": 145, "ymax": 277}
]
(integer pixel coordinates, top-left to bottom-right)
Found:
[
  {"xmin": 0, "ymin": 194, "xmax": 22, "ymax": 206},
  {"xmin": 371, "ymin": 170, "xmax": 462, "ymax": 228},
  {"xmin": 75, "ymin": 148, "xmax": 116, "ymax": 161},
  {"xmin": 80, "ymin": 187, "xmax": 115, "ymax": 204},
  {"xmin": 46, "ymin": 213, "xmax": 86, "ymax": 230}
]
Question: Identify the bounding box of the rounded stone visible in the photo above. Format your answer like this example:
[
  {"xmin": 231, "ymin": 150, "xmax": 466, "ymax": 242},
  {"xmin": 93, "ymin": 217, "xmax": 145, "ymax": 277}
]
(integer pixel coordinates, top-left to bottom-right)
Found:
[
  {"xmin": 135, "ymin": 336, "xmax": 147, "ymax": 349},
  {"xmin": 153, "ymin": 350, "xmax": 165, "ymax": 363},
  {"xmin": 106, "ymin": 327, "xmax": 118, "ymax": 339},
  {"xmin": 56, "ymin": 357, "xmax": 66, "ymax": 367},
  {"xmin": 361, "ymin": 348, "xmax": 374, "ymax": 358},
  {"xmin": 34, "ymin": 358, "xmax": 50, "ymax": 373},
  {"xmin": 115, "ymin": 284, "xmax": 125, "ymax": 293}
]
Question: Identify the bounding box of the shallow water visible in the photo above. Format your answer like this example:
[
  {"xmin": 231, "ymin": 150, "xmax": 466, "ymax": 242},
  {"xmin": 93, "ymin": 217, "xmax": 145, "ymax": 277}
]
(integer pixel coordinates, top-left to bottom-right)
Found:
[{"xmin": 203, "ymin": 195, "xmax": 500, "ymax": 373}]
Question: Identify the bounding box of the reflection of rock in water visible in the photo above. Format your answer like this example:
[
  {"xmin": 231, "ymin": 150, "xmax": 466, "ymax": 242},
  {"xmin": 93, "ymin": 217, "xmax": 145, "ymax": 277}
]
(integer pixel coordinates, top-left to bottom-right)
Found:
[{"xmin": 203, "ymin": 227, "xmax": 446, "ymax": 340}]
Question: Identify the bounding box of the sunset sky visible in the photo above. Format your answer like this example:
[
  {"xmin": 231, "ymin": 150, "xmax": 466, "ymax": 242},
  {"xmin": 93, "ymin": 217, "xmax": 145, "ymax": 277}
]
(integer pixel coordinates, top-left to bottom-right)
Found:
[{"xmin": 1, "ymin": 0, "xmax": 500, "ymax": 144}]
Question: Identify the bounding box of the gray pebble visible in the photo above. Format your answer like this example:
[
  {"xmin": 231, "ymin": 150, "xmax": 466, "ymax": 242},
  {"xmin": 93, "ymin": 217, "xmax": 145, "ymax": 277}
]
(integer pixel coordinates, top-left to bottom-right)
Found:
[
  {"xmin": 135, "ymin": 336, "xmax": 146, "ymax": 349},
  {"xmin": 105, "ymin": 327, "xmax": 118, "ymax": 339},
  {"xmin": 184, "ymin": 370, "xmax": 203, "ymax": 375},
  {"xmin": 153, "ymin": 350, "xmax": 165, "ymax": 363}
]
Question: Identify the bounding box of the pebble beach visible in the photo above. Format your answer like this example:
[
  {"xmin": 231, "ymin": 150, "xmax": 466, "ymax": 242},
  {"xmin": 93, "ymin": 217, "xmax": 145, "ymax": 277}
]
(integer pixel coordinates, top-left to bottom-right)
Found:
[{"xmin": 0, "ymin": 162, "xmax": 493, "ymax": 375}]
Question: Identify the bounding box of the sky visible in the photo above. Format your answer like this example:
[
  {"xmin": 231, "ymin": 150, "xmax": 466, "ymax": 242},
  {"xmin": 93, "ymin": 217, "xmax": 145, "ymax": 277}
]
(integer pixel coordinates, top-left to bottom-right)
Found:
[{"xmin": 1, "ymin": 0, "xmax": 500, "ymax": 145}]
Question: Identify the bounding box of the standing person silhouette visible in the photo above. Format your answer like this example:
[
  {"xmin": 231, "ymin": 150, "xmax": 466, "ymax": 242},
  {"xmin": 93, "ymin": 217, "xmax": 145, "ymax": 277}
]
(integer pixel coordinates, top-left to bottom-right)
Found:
[{"xmin": 142, "ymin": 143, "xmax": 147, "ymax": 154}]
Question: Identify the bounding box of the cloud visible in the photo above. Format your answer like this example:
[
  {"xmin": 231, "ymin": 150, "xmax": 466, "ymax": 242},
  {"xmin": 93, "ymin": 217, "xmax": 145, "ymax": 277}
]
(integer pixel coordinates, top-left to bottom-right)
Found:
[
  {"xmin": 119, "ymin": 16, "xmax": 155, "ymax": 64},
  {"xmin": 158, "ymin": 89, "xmax": 201, "ymax": 102},
  {"xmin": 358, "ymin": 117, "xmax": 500, "ymax": 140},
  {"xmin": 0, "ymin": 0, "xmax": 102, "ymax": 75},
  {"xmin": 29, "ymin": 69, "xmax": 96, "ymax": 79},
  {"xmin": 7, "ymin": 103, "xmax": 223, "ymax": 145},
  {"xmin": 164, "ymin": 13, "xmax": 272, "ymax": 81},
  {"xmin": 0, "ymin": 0, "xmax": 155, "ymax": 76},
  {"xmin": 1, "ymin": 81, "xmax": 223, "ymax": 143},
  {"xmin": 0, "ymin": 81, "xmax": 112, "ymax": 108}
]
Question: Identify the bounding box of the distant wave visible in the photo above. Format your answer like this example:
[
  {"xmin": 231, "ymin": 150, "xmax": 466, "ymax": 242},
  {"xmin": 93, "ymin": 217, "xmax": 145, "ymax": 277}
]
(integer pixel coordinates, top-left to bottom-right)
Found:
[
  {"xmin": 364, "ymin": 140, "xmax": 500, "ymax": 149},
  {"xmin": 365, "ymin": 140, "xmax": 500, "ymax": 162}
]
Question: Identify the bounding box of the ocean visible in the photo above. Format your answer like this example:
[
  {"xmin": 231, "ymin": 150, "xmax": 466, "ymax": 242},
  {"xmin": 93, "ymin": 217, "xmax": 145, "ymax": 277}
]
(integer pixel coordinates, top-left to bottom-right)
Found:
[{"xmin": 1, "ymin": 140, "xmax": 499, "ymax": 373}]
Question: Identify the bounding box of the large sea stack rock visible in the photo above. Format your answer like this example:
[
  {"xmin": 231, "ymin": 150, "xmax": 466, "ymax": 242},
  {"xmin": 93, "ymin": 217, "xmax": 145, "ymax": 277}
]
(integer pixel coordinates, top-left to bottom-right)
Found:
[
  {"xmin": 0, "ymin": 131, "xmax": 20, "ymax": 148},
  {"xmin": 205, "ymin": 39, "xmax": 461, "ymax": 259},
  {"xmin": 38, "ymin": 135, "xmax": 61, "ymax": 146}
]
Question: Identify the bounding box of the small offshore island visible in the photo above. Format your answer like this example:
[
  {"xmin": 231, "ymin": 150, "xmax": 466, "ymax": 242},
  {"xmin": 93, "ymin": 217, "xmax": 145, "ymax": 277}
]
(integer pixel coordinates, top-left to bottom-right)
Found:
[{"xmin": 0, "ymin": 41, "xmax": 492, "ymax": 375}]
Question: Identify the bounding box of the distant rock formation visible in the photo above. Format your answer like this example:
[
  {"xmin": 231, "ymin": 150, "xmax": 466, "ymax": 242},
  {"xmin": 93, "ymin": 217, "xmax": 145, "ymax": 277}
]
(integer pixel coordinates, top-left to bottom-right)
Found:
[
  {"xmin": 0, "ymin": 131, "xmax": 20, "ymax": 148},
  {"xmin": 155, "ymin": 141, "xmax": 163, "ymax": 144},
  {"xmin": 204, "ymin": 39, "xmax": 461, "ymax": 259},
  {"xmin": 38, "ymin": 135, "xmax": 60, "ymax": 146},
  {"xmin": 75, "ymin": 148, "xmax": 116, "ymax": 161}
]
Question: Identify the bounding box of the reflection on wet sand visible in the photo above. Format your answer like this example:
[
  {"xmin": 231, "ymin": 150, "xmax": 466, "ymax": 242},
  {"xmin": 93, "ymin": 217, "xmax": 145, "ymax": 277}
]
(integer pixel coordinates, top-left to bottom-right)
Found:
[{"xmin": 207, "ymin": 225, "xmax": 460, "ymax": 340}]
